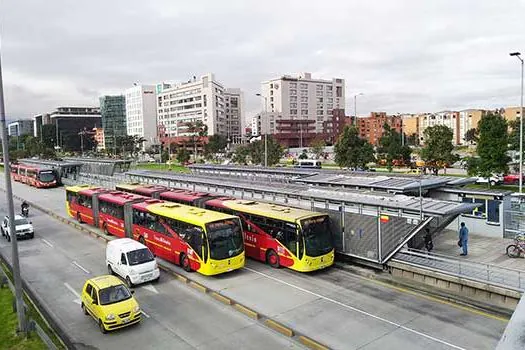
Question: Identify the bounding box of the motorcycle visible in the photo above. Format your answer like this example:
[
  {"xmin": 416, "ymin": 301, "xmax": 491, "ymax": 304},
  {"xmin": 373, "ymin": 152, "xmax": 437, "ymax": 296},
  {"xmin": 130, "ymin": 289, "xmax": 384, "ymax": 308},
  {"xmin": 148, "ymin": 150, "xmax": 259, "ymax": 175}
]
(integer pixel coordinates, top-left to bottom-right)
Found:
[
  {"xmin": 21, "ymin": 206, "xmax": 29, "ymax": 217},
  {"xmin": 506, "ymin": 233, "xmax": 525, "ymax": 258}
]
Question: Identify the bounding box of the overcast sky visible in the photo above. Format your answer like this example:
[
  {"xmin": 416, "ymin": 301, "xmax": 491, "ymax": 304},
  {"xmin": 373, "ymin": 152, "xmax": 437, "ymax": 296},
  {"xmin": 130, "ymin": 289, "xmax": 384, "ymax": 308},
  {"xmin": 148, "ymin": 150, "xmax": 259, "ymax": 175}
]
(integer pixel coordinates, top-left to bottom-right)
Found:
[{"xmin": 1, "ymin": 0, "xmax": 525, "ymax": 123}]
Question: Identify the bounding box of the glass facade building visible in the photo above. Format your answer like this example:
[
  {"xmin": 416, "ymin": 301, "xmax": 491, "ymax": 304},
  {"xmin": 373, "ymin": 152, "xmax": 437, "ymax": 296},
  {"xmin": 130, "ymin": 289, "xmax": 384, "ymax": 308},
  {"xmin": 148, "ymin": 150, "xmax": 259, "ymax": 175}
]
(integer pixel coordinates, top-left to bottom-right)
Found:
[{"xmin": 100, "ymin": 95, "xmax": 127, "ymax": 153}]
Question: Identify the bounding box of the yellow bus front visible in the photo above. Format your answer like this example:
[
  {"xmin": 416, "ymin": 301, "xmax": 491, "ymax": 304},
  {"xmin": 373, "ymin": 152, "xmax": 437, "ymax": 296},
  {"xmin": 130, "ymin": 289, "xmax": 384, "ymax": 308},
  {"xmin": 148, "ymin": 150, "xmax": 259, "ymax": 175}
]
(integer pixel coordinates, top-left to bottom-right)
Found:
[
  {"xmin": 197, "ymin": 218, "xmax": 245, "ymax": 276},
  {"xmin": 65, "ymin": 185, "xmax": 97, "ymax": 217},
  {"xmin": 292, "ymin": 215, "xmax": 335, "ymax": 272}
]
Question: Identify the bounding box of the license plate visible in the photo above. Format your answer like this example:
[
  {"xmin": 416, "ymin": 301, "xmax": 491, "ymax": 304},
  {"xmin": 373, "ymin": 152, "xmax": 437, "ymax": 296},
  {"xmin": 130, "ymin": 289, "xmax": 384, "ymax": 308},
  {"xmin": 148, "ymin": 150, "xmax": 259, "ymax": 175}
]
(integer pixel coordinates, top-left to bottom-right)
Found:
[{"xmin": 142, "ymin": 273, "xmax": 152, "ymax": 280}]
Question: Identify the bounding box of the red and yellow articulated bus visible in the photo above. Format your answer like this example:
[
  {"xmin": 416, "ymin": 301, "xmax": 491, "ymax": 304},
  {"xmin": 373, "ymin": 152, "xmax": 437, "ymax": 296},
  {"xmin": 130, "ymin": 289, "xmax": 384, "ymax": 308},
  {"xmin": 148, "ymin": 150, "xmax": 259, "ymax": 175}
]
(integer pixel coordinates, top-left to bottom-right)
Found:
[
  {"xmin": 11, "ymin": 163, "xmax": 59, "ymax": 188},
  {"xmin": 65, "ymin": 185, "xmax": 245, "ymax": 276},
  {"xmin": 116, "ymin": 184, "xmax": 334, "ymax": 272}
]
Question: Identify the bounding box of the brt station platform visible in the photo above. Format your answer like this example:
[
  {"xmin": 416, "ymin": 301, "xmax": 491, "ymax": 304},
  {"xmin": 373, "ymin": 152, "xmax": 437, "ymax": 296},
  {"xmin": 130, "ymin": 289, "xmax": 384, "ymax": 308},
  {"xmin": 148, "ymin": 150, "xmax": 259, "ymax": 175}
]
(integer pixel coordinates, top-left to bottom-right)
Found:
[
  {"xmin": 19, "ymin": 158, "xmax": 83, "ymax": 184},
  {"xmin": 124, "ymin": 169, "xmax": 479, "ymax": 268}
]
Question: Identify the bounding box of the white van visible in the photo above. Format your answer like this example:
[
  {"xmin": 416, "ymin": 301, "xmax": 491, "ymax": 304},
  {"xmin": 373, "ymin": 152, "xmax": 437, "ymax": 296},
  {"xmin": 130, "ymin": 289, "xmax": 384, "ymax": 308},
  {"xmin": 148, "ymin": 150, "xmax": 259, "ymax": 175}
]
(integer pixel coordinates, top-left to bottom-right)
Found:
[{"xmin": 106, "ymin": 238, "xmax": 160, "ymax": 286}]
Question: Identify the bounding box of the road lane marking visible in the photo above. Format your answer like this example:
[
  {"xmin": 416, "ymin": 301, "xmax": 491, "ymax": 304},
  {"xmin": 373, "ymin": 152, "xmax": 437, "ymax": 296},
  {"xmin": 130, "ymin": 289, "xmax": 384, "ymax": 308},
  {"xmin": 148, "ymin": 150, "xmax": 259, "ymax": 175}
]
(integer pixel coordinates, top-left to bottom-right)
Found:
[
  {"xmin": 245, "ymin": 267, "xmax": 466, "ymax": 350},
  {"xmin": 72, "ymin": 261, "xmax": 90, "ymax": 274},
  {"xmin": 64, "ymin": 282, "xmax": 81, "ymax": 305},
  {"xmin": 141, "ymin": 284, "xmax": 159, "ymax": 294},
  {"xmin": 41, "ymin": 238, "xmax": 53, "ymax": 248}
]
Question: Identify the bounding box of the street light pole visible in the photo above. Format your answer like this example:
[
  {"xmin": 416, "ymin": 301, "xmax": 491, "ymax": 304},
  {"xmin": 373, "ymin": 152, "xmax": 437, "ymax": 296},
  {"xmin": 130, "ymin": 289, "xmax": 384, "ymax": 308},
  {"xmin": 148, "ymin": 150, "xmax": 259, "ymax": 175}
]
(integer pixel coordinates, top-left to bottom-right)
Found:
[
  {"xmin": 0, "ymin": 35, "xmax": 26, "ymax": 333},
  {"xmin": 256, "ymin": 93, "xmax": 268, "ymax": 167},
  {"xmin": 510, "ymin": 52, "xmax": 524, "ymax": 194}
]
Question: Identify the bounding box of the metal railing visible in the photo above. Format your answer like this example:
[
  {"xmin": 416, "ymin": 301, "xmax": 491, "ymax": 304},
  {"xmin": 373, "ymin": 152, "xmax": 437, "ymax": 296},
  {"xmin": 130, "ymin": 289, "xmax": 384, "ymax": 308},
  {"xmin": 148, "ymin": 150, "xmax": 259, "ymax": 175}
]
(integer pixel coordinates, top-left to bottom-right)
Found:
[{"xmin": 392, "ymin": 249, "xmax": 525, "ymax": 291}]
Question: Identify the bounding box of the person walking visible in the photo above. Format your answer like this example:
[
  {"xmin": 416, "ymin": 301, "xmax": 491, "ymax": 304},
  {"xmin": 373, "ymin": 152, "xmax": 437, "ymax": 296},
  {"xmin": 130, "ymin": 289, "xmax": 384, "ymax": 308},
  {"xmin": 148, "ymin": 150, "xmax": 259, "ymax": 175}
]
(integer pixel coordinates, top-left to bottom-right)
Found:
[
  {"xmin": 459, "ymin": 222, "xmax": 469, "ymax": 256},
  {"xmin": 424, "ymin": 228, "xmax": 434, "ymax": 252}
]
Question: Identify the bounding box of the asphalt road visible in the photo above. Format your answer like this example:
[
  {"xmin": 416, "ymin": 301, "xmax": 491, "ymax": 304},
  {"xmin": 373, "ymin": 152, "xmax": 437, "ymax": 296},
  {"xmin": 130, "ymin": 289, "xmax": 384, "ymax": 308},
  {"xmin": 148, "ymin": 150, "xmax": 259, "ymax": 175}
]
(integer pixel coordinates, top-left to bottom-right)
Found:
[
  {"xmin": 0, "ymin": 178, "xmax": 509, "ymax": 350},
  {"xmin": 0, "ymin": 190, "xmax": 300, "ymax": 349}
]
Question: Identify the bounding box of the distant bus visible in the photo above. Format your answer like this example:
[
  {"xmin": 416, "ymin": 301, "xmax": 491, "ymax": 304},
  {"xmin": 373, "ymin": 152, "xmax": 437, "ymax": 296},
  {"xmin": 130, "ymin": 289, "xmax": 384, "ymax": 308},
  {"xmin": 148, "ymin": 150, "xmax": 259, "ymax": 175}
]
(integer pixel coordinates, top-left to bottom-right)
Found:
[
  {"xmin": 296, "ymin": 159, "xmax": 322, "ymax": 169},
  {"xmin": 65, "ymin": 185, "xmax": 245, "ymax": 276},
  {"xmin": 115, "ymin": 183, "xmax": 335, "ymax": 272},
  {"xmin": 11, "ymin": 163, "xmax": 59, "ymax": 188}
]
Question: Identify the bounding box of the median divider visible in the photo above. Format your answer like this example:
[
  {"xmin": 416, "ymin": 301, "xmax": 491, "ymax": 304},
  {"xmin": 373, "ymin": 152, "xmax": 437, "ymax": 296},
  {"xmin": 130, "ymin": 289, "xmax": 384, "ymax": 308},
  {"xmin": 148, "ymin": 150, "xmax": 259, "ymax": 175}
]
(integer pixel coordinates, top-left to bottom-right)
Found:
[{"xmin": 2, "ymin": 189, "xmax": 332, "ymax": 350}]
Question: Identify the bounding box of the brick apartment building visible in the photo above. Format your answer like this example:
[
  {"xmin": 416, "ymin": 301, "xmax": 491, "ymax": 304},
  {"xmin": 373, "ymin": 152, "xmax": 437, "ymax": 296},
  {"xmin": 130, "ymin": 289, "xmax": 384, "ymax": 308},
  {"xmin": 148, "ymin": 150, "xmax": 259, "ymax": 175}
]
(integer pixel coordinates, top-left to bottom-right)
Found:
[{"xmin": 356, "ymin": 112, "xmax": 402, "ymax": 145}]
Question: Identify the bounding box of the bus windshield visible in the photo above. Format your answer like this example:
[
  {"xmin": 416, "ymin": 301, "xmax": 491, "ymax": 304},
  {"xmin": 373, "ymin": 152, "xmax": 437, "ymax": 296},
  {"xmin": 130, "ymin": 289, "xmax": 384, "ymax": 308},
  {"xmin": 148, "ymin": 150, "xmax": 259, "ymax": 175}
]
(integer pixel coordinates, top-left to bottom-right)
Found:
[
  {"xmin": 206, "ymin": 219, "xmax": 244, "ymax": 260},
  {"xmin": 38, "ymin": 171, "xmax": 55, "ymax": 183},
  {"xmin": 300, "ymin": 216, "xmax": 333, "ymax": 257}
]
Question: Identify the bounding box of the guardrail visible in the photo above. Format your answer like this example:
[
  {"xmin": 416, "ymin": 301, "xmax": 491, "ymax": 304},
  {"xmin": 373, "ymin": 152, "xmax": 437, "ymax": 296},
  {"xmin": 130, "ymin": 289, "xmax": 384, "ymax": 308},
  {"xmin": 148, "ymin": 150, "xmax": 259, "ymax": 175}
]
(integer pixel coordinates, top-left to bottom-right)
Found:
[
  {"xmin": 392, "ymin": 249, "xmax": 525, "ymax": 292},
  {"xmin": 0, "ymin": 254, "xmax": 73, "ymax": 349}
]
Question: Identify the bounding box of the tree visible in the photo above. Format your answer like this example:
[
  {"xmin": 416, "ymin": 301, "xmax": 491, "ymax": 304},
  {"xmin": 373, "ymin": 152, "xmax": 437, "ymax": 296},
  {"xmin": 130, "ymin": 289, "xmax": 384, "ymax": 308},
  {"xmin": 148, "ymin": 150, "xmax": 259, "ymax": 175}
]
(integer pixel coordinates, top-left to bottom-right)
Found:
[
  {"xmin": 420, "ymin": 125, "xmax": 457, "ymax": 174},
  {"xmin": 467, "ymin": 112, "xmax": 510, "ymax": 183},
  {"xmin": 248, "ymin": 136, "xmax": 284, "ymax": 166},
  {"xmin": 508, "ymin": 119, "xmax": 523, "ymax": 162},
  {"xmin": 298, "ymin": 149, "xmax": 308, "ymax": 160},
  {"xmin": 176, "ymin": 148, "xmax": 190, "ymax": 164},
  {"xmin": 334, "ymin": 126, "xmax": 375, "ymax": 168},
  {"xmin": 309, "ymin": 138, "xmax": 326, "ymax": 159},
  {"xmin": 186, "ymin": 121, "xmax": 208, "ymax": 160},
  {"xmin": 377, "ymin": 124, "xmax": 411, "ymax": 171},
  {"xmin": 232, "ymin": 145, "xmax": 250, "ymax": 164},
  {"xmin": 464, "ymin": 128, "xmax": 478, "ymax": 144},
  {"xmin": 204, "ymin": 134, "xmax": 228, "ymax": 161}
]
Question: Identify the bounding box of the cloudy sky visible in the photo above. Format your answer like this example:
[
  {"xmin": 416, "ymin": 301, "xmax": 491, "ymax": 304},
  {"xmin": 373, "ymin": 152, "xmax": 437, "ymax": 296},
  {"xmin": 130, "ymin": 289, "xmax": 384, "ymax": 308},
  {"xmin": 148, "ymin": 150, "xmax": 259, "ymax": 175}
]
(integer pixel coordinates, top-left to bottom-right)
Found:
[{"xmin": 1, "ymin": 0, "xmax": 525, "ymax": 122}]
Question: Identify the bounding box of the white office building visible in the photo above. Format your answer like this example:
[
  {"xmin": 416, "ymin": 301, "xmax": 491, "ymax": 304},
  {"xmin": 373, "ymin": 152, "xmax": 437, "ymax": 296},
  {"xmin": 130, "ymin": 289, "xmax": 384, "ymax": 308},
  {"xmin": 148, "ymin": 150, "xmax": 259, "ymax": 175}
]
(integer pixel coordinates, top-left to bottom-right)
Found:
[
  {"xmin": 156, "ymin": 73, "xmax": 242, "ymax": 139},
  {"xmin": 260, "ymin": 72, "xmax": 345, "ymax": 133},
  {"xmin": 125, "ymin": 84, "xmax": 157, "ymax": 147}
]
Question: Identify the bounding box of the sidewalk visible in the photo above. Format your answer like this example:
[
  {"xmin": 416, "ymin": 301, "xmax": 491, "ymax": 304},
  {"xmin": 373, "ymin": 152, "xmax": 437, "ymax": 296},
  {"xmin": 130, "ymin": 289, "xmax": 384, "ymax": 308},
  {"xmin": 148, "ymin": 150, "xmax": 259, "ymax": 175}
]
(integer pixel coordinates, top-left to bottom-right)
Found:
[{"xmin": 432, "ymin": 229, "xmax": 525, "ymax": 271}]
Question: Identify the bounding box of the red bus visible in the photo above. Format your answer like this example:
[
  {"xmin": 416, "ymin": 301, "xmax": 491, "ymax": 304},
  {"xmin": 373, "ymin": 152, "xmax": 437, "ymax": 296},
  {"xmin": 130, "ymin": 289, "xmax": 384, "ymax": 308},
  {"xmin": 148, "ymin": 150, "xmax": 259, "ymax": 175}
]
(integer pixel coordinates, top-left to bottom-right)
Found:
[
  {"xmin": 11, "ymin": 163, "xmax": 59, "ymax": 188},
  {"xmin": 65, "ymin": 185, "xmax": 245, "ymax": 276},
  {"xmin": 116, "ymin": 184, "xmax": 334, "ymax": 272}
]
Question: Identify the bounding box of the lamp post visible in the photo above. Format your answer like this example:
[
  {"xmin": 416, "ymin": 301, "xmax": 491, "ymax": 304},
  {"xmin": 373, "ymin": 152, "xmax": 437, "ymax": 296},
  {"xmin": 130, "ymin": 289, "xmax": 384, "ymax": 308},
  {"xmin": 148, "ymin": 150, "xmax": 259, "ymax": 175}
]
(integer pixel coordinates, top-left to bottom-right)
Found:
[
  {"xmin": 354, "ymin": 93, "xmax": 363, "ymax": 125},
  {"xmin": 255, "ymin": 93, "xmax": 268, "ymax": 167},
  {"xmin": 510, "ymin": 52, "xmax": 524, "ymax": 194}
]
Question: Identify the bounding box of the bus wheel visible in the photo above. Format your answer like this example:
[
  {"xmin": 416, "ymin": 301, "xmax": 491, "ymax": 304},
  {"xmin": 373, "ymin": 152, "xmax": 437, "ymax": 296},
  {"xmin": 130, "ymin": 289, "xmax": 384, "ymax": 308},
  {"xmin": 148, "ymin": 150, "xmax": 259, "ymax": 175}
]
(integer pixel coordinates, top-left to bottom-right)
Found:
[
  {"xmin": 267, "ymin": 250, "xmax": 280, "ymax": 268},
  {"xmin": 180, "ymin": 254, "xmax": 192, "ymax": 272},
  {"xmin": 77, "ymin": 213, "xmax": 82, "ymax": 223}
]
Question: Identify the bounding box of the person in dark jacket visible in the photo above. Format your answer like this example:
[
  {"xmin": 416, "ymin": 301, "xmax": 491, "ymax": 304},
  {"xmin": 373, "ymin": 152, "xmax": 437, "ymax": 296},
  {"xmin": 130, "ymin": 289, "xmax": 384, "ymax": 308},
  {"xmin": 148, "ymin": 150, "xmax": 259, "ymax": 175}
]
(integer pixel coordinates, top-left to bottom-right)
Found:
[
  {"xmin": 459, "ymin": 222, "xmax": 469, "ymax": 256},
  {"xmin": 424, "ymin": 229, "xmax": 433, "ymax": 252}
]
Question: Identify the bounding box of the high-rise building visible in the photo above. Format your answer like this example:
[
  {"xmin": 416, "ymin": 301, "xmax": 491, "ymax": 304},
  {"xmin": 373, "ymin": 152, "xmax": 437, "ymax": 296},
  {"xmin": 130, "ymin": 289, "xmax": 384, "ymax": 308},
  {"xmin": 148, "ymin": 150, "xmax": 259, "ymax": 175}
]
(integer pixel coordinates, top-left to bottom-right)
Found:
[
  {"xmin": 32, "ymin": 107, "xmax": 101, "ymax": 151},
  {"xmin": 99, "ymin": 95, "xmax": 127, "ymax": 152},
  {"xmin": 125, "ymin": 85, "xmax": 157, "ymax": 147},
  {"xmin": 8, "ymin": 119, "xmax": 34, "ymax": 137},
  {"xmin": 156, "ymin": 74, "xmax": 242, "ymax": 140},
  {"xmin": 259, "ymin": 72, "xmax": 345, "ymax": 147}
]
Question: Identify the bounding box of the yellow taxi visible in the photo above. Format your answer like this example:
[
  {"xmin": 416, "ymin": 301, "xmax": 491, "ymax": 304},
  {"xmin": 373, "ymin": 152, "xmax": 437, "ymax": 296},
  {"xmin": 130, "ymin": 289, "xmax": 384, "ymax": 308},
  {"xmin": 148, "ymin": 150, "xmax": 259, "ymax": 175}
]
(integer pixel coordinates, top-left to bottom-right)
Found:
[{"xmin": 81, "ymin": 275, "xmax": 141, "ymax": 333}]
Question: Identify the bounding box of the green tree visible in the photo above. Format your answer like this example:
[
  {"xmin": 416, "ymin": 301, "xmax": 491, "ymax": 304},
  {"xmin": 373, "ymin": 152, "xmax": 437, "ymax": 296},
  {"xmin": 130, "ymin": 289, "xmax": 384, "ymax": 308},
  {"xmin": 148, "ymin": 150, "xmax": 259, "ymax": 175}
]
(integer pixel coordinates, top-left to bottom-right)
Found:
[
  {"xmin": 377, "ymin": 124, "xmax": 411, "ymax": 171},
  {"xmin": 186, "ymin": 121, "xmax": 208, "ymax": 160},
  {"xmin": 464, "ymin": 128, "xmax": 478, "ymax": 144},
  {"xmin": 248, "ymin": 136, "xmax": 284, "ymax": 166},
  {"xmin": 232, "ymin": 145, "xmax": 250, "ymax": 164},
  {"xmin": 176, "ymin": 147, "xmax": 190, "ymax": 164},
  {"xmin": 204, "ymin": 134, "xmax": 228, "ymax": 161},
  {"xmin": 467, "ymin": 112, "xmax": 510, "ymax": 183},
  {"xmin": 309, "ymin": 138, "xmax": 326, "ymax": 159},
  {"xmin": 334, "ymin": 126, "xmax": 375, "ymax": 168},
  {"xmin": 420, "ymin": 125, "xmax": 457, "ymax": 174},
  {"xmin": 298, "ymin": 149, "xmax": 308, "ymax": 159}
]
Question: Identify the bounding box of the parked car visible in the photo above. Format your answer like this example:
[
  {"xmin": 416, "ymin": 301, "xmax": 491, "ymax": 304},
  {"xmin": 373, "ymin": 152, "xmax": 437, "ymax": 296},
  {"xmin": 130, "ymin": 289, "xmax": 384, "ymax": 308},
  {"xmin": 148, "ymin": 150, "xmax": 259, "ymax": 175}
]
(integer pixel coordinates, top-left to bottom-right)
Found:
[
  {"xmin": 1, "ymin": 215, "xmax": 34, "ymax": 242},
  {"xmin": 405, "ymin": 168, "xmax": 422, "ymax": 175},
  {"xmin": 504, "ymin": 174, "xmax": 525, "ymax": 185},
  {"xmin": 475, "ymin": 175, "xmax": 503, "ymax": 186},
  {"xmin": 106, "ymin": 238, "xmax": 159, "ymax": 287},
  {"xmin": 81, "ymin": 275, "xmax": 141, "ymax": 333}
]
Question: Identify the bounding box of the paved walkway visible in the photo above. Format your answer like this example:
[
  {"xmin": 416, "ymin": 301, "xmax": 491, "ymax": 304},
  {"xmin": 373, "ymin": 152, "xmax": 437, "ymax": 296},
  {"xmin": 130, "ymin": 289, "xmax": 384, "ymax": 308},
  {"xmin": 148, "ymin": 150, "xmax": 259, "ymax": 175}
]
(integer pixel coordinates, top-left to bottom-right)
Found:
[{"xmin": 432, "ymin": 229, "xmax": 525, "ymax": 271}]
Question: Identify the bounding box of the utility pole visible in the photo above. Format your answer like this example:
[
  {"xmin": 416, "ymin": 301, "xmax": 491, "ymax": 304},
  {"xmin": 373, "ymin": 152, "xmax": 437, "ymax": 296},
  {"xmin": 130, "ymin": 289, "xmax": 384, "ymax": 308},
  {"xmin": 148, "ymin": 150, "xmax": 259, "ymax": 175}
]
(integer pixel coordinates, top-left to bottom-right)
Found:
[{"xmin": 0, "ymin": 34, "xmax": 26, "ymax": 333}]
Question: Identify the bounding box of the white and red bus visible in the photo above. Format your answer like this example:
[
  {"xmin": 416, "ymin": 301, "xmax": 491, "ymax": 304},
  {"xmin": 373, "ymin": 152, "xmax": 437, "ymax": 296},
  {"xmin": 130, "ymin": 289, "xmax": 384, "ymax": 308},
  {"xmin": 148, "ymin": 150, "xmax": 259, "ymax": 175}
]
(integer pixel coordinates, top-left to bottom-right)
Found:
[
  {"xmin": 11, "ymin": 163, "xmax": 59, "ymax": 188},
  {"xmin": 116, "ymin": 183, "xmax": 334, "ymax": 272}
]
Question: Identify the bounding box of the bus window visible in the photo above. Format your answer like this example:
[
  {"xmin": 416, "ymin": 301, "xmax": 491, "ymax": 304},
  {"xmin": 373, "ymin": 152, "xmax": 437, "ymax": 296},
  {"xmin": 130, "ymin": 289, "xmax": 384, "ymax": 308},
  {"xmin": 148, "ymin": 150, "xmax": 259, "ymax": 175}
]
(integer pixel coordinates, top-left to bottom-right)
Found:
[
  {"xmin": 78, "ymin": 194, "xmax": 93, "ymax": 209},
  {"xmin": 66, "ymin": 190, "xmax": 78, "ymax": 204}
]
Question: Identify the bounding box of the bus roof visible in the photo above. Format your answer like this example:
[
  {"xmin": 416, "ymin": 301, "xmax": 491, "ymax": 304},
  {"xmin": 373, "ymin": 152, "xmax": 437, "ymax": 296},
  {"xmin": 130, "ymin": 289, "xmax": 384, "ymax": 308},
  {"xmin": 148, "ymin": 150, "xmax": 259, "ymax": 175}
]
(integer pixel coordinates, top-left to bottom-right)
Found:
[
  {"xmin": 221, "ymin": 199, "xmax": 323, "ymax": 223},
  {"xmin": 133, "ymin": 184, "xmax": 168, "ymax": 196},
  {"xmin": 115, "ymin": 183, "xmax": 142, "ymax": 191},
  {"xmin": 160, "ymin": 189, "xmax": 218, "ymax": 202},
  {"xmin": 98, "ymin": 191, "xmax": 147, "ymax": 205},
  {"xmin": 66, "ymin": 184, "xmax": 99, "ymax": 194},
  {"xmin": 79, "ymin": 187, "xmax": 110, "ymax": 197},
  {"xmin": 136, "ymin": 200, "xmax": 238, "ymax": 226},
  {"xmin": 15, "ymin": 162, "xmax": 54, "ymax": 171}
]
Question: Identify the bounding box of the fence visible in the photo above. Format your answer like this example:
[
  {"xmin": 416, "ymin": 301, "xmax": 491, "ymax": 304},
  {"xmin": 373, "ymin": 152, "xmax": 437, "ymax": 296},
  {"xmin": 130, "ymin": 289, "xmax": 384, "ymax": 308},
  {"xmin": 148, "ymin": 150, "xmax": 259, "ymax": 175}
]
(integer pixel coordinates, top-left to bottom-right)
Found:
[
  {"xmin": 504, "ymin": 199, "xmax": 525, "ymax": 239},
  {"xmin": 392, "ymin": 249, "xmax": 525, "ymax": 291}
]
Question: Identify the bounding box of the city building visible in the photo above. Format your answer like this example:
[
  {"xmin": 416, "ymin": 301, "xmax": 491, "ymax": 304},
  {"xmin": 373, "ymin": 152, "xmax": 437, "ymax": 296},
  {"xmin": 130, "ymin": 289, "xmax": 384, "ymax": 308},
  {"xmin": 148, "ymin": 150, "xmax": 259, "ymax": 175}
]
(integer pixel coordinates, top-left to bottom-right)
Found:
[
  {"xmin": 356, "ymin": 112, "xmax": 402, "ymax": 145},
  {"xmin": 458, "ymin": 109, "xmax": 486, "ymax": 143},
  {"xmin": 8, "ymin": 119, "xmax": 34, "ymax": 137},
  {"xmin": 322, "ymin": 109, "xmax": 354, "ymax": 145},
  {"xmin": 93, "ymin": 127, "xmax": 105, "ymax": 151},
  {"xmin": 419, "ymin": 111, "xmax": 460, "ymax": 145},
  {"xmin": 502, "ymin": 107, "xmax": 522, "ymax": 123},
  {"xmin": 156, "ymin": 74, "xmax": 243, "ymax": 144},
  {"xmin": 125, "ymin": 84, "xmax": 157, "ymax": 148},
  {"xmin": 401, "ymin": 114, "xmax": 420, "ymax": 144},
  {"xmin": 32, "ymin": 107, "xmax": 101, "ymax": 151},
  {"xmin": 260, "ymin": 72, "xmax": 345, "ymax": 147},
  {"xmin": 99, "ymin": 95, "xmax": 127, "ymax": 152}
]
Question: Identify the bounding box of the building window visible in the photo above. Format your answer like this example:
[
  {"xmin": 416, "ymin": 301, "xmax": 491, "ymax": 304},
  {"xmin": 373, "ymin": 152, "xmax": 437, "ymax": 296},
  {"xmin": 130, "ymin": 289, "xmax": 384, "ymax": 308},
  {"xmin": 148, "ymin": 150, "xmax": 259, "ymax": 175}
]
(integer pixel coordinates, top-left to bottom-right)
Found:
[
  {"xmin": 300, "ymin": 90, "xmax": 308, "ymax": 96},
  {"xmin": 317, "ymin": 110, "xmax": 324, "ymax": 115},
  {"xmin": 316, "ymin": 84, "xmax": 323, "ymax": 91},
  {"xmin": 300, "ymin": 96, "xmax": 308, "ymax": 102},
  {"xmin": 290, "ymin": 89, "xmax": 297, "ymax": 96},
  {"xmin": 290, "ymin": 109, "xmax": 297, "ymax": 115},
  {"xmin": 290, "ymin": 103, "xmax": 297, "ymax": 108},
  {"xmin": 327, "ymin": 86, "xmax": 333, "ymax": 91},
  {"xmin": 300, "ymin": 83, "xmax": 308, "ymax": 89},
  {"xmin": 336, "ymin": 86, "xmax": 343, "ymax": 97},
  {"xmin": 290, "ymin": 96, "xmax": 297, "ymax": 102},
  {"xmin": 316, "ymin": 97, "xmax": 324, "ymax": 103},
  {"xmin": 290, "ymin": 82, "xmax": 297, "ymax": 88},
  {"xmin": 301, "ymin": 103, "xmax": 308, "ymax": 109},
  {"xmin": 301, "ymin": 109, "xmax": 308, "ymax": 115},
  {"xmin": 270, "ymin": 97, "xmax": 274, "ymax": 102}
]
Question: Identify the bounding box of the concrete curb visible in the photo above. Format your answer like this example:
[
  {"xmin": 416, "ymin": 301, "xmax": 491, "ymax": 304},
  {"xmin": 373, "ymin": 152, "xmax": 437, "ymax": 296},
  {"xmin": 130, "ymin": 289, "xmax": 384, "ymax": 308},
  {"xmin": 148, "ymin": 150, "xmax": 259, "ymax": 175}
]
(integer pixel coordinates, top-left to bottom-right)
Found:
[{"xmin": 7, "ymin": 189, "xmax": 332, "ymax": 350}]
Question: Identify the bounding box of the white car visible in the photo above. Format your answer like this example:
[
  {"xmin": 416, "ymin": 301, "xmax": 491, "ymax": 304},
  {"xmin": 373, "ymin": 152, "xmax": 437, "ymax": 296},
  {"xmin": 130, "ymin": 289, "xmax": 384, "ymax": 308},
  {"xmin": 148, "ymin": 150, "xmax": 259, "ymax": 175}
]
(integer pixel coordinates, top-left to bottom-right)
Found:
[
  {"xmin": 106, "ymin": 238, "xmax": 160, "ymax": 287},
  {"xmin": 475, "ymin": 175, "xmax": 503, "ymax": 186},
  {"xmin": 1, "ymin": 215, "xmax": 34, "ymax": 242}
]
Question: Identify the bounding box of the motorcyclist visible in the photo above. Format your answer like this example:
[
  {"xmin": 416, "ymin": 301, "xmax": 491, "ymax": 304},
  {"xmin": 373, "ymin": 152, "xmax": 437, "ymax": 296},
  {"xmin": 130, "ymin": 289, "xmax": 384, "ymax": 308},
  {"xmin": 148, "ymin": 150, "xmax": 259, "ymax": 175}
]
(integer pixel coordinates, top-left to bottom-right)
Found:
[{"xmin": 21, "ymin": 201, "xmax": 29, "ymax": 215}]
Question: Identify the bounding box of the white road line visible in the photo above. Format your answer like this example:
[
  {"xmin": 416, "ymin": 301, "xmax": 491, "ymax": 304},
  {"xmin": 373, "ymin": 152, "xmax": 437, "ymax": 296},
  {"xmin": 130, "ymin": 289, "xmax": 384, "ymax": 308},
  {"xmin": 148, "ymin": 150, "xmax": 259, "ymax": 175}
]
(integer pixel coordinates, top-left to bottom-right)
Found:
[
  {"xmin": 245, "ymin": 267, "xmax": 465, "ymax": 350},
  {"xmin": 141, "ymin": 310, "xmax": 150, "ymax": 318},
  {"xmin": 72, "ymin": 261, "xmax": 90, "ymax": 274},
  {"xmin": 41, "ymin": 238, "xmax": 53, "ymax": 248}
]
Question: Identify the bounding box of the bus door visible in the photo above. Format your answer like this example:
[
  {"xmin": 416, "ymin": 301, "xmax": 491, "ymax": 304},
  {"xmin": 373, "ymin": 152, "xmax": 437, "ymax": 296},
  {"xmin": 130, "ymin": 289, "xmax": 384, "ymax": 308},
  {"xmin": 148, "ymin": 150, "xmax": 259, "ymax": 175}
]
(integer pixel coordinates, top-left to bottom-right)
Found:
[{"xmin": 238, "ymin": 213, "xmax": 260, "ymax": 260}]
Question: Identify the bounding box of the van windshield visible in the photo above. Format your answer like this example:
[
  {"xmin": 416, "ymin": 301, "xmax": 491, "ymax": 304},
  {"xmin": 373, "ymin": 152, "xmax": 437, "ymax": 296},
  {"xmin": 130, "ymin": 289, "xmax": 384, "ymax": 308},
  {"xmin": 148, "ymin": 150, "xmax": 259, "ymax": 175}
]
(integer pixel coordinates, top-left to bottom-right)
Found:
[{"xmin": 126, "ymin": 248, "xmax": 155, "ymax": 266}]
